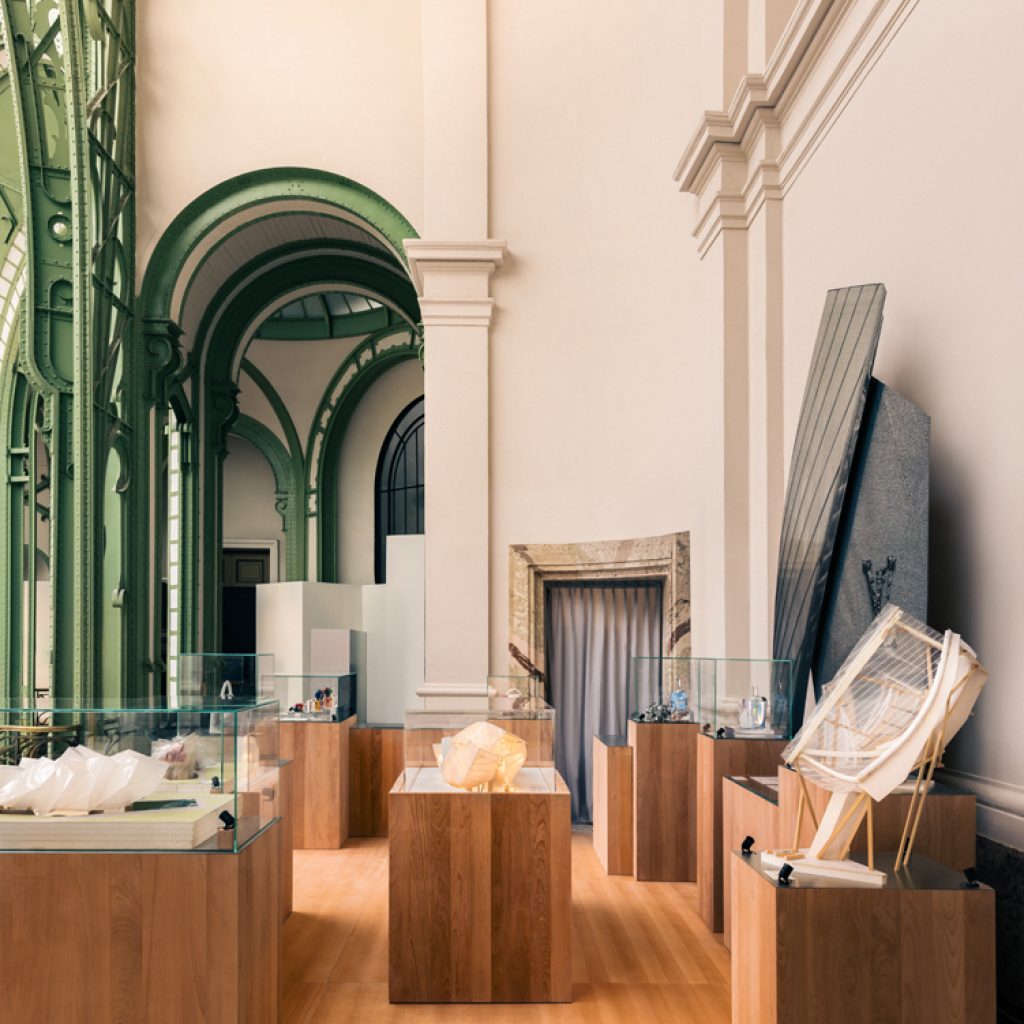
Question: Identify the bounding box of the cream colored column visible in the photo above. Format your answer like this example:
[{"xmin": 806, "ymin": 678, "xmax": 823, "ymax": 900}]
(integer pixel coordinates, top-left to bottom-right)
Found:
[{"xmin": 411, "ymin": 0, "xmax": 506, "ymax": 703}]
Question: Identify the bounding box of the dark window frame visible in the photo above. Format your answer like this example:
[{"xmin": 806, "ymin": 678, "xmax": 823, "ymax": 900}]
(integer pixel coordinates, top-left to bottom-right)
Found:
[{"xmin": 374, "ymin": 395, "xmax": 424, "ymax": 584}]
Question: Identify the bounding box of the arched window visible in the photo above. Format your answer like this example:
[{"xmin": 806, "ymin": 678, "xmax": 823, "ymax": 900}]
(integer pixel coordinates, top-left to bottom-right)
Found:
[{"xmin": 375, "ymin": 396, "xmax": 424, "ymax": 583}]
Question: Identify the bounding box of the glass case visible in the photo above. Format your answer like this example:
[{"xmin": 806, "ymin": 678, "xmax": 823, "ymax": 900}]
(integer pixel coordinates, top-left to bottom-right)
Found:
[
  {"xmin": 266, "ymin": 673, "xmax": 356, "ymax": 722},
  {"xmin": 402, "ymin": 699, "xmax": 557, "ymax": 794},
  {"xmin": 629, "ymin": 656, "xmax": 713, "ymax": 724},
  {"xmin": 176, "ymin": 652, "xmax": 275, "ymax": 706},
  {"xmin": 630, "ymin": 656, "xmax": 795, "ymax": 738},
  {"xmin": 0, "ymin": 699, "xmax": 280, "ymax": 853}
]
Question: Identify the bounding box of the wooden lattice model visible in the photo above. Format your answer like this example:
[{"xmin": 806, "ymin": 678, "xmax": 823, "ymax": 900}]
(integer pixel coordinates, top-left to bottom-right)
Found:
[{"xmin": 762, "ymin": 604, "xmax": 987, "ymax": 884}]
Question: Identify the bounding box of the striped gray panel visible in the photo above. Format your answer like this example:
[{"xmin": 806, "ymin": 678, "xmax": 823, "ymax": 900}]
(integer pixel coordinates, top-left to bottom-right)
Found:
[{"xmin": 772, "ymin": 284, "xmax": 886, "ymax": 730}]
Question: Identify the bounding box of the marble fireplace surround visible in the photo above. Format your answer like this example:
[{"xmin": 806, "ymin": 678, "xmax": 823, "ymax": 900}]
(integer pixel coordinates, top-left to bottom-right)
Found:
[{"xmin": 508, "ymin": 532, "xmax": 691, "ymax": 682}]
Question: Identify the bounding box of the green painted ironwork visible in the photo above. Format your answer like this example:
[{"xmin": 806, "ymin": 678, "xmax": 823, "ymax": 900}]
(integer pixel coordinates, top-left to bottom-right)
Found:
[{"xmin": 229, "ymin": 414, "xmax": 304, "ymax": 583}]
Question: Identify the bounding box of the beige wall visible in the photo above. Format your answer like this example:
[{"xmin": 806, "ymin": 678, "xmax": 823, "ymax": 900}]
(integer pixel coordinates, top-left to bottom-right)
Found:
[
  {"xmin": 487, "ymin": 0, "xmax": 723, "ymax": 670},
  {"xmin": 778, "ymin": 0, "xmax": 1024, "ymax": 843},
  {"xmin": 135, "ymin": 0, "xmax": 425, "ymax": 272},
  {"xmin": 223, "ymin": 433, "xmax": 284, "ymax": 556}
]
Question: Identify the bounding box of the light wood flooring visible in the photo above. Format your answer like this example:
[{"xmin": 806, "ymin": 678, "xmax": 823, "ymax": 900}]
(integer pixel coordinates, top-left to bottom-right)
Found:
[{"xmin": 283, "ymin": 835, "xmax": 731, "ymax": 1023}]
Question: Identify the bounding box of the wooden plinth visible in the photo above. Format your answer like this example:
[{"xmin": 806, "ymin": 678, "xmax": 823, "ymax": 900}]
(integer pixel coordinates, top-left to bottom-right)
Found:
[
  {"xmin": 349, "ymin": 725, "xmax": 404, "ymax": 837},
  {"xmin": 697, "ymin": 733, "xmax": 786, "ymax": 932},
  {"xmin": 279, "ymin": 715, "xmax": 354, "ymax": 850},
  {"xmin": 777, "ymin": 767, "xmax": 976, "ymax": 868},
  {"xmin": 279, "ymin": 759, "xmax": 293, "ymax": 920},
  {"xmin": 722, "ymin": 771, "xmax": 978, "ymax": 951},
  {"xmin": 593, "ymin": 735, "xmax": 633, "ymax": 875},
  {"xmin": 731, "ymin": 851, "xmax": 995, "ymax": 1023},
  {"xmin": 628, "ymin": 719, "xmax": 698, "ymax": 881},
  {"xmin": 722, "ymin": 776, "xmax": 779, "ymax": 950},
  {"xmin": 0, "ymin": 823, "xmax": 281, "ymax": 1024},
  {"xmin": 388, "ymin": 773, "xmax": 572, "ymax": 1003}
]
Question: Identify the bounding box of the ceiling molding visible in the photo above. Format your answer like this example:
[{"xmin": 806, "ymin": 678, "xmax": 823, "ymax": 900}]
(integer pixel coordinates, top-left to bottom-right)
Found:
[{"xmin": 675, "ymin": 0, "xmax": 920, "ymax": 253}]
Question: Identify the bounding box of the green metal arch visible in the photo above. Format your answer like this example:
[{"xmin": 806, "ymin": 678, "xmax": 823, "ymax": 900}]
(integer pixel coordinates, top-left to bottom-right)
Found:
[
  {"xmin": 312, "ymin": 328, "xmax": 421, "ymax": 582},
  {"xmin": 228, "ymin": 414, "xmax": 304, "ymax": 582},
  {"xmin": 138, "ymin": 167, "xmax": 420, "ymax": 323}
]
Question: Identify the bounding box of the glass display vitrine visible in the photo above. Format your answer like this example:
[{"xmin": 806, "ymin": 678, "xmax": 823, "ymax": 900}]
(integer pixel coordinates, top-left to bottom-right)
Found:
[
  {"xmin": 402, "ymin": 699, "xmax": 557, "ymax": 794},
  {"xmin": 629, "ymin": 656, "xmax": 713, "ymax": 724},
  {"xmin": 0, "ymin": 699, "xmax": 280, "ymax": 852},
  {"xmin": 629, "ymin": 656, "xmax": 794, "ymax": 737},
  {"xmin": 176, "ymin": 652, "xmax": 275, "ymax": 706},
  {"xmin": 266, "ymin": 673, "xmax": 357, "ymax": 722}
]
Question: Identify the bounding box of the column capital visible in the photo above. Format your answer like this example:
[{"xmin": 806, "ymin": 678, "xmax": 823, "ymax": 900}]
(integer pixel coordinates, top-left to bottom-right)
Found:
[{"xmin": 403, "ymin": 239, "xmax": 507, "ymax": 327}]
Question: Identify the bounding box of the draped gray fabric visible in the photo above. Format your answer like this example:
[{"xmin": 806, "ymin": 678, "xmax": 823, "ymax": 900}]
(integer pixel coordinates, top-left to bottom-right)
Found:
[{"xmin": 545, "ymin": 582, "xmax": 663, "ymax": 823}]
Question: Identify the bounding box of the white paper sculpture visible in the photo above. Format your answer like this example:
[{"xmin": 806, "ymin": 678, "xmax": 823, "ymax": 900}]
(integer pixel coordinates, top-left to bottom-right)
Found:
[
  {"xmin": 433, "ymin": 720, "xmax": 528, "ymax": 791},
  {"xmin": 762, "ymin": 604, "xmax": 987, "ymax": 884},
  {"xmin": 0, "ymin": 746, "xmax": 169, "ymax": 816}
]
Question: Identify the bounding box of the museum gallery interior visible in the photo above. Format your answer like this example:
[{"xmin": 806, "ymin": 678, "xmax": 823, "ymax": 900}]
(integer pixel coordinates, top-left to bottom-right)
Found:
[{"xmin": 0, "ymin": 1, "xmax": 1019, "ymax": 1022}]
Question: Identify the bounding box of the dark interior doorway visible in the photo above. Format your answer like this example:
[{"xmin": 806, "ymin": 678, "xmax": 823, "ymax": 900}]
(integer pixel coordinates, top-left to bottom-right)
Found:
[
  {"xmin": 544, "ymin": 579, "xmax": 663, "ymax": 823},
  {"xmin": 222, "ymin": 548, "xmax": 270, "ymax": 654}
]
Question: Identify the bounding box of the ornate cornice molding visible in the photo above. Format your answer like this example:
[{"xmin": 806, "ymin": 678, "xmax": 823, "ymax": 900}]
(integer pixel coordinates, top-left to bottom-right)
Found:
[
  {"xmin": 403, "ymin": 239, "xmax": 507, "ymax": 327},
  {"xmin": 675, "ymin": 0, "xmax": 919, "ymax": 253}
]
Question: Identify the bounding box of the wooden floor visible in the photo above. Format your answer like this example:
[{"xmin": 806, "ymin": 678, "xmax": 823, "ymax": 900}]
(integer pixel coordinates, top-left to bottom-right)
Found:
[{"xmin": 284, "ymin": 835, "xmax": 731, "ymax": 1023}]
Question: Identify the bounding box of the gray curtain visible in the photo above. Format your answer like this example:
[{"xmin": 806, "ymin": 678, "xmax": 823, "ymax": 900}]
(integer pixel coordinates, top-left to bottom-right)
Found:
[{"xmin": 545, "ymin": 581, "xmax": 663, "ymax": 823}]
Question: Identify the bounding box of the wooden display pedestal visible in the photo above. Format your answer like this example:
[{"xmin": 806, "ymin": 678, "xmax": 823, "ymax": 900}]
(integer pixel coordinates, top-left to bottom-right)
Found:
[
  {"xmin": 731, "ymin": 850, "xmax": 995, "ymax": 1023},
  {"xmin": 592, "ymin": 734, "xmax": 633, "ymax": 875},
  {"xmin": 279, "ymin": 758, "xmax": 294, "ymax": 921},
  {"xmin": 349, "ymin": 724, "xmax": 404, "ymax": 837},
  {"xmin": 279, "ymin": 714, "xmax": 355, "ymax": 849},
  {"xmin": 722, "ymin": 772, "xmax": 978, "ymax": 949},
  {"xmin": 0, "ymin": 822, "xmax": 281, "ymax": 1024},
  {"xmin": 628, "ymin": 719, "xmax": 697, "ymax": 881},
  {"xmin": 388, "ymin": 772, "xmax": 572, "ymax": 1003},
  {"xmin": 696, "ymin": 732, "xmax": 786, "ymax": 931}
]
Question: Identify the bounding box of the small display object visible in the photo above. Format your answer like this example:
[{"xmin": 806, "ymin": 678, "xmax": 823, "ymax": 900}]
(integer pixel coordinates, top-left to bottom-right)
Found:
[
  {"xmin": 0, "ymin": 698, "xmax": 280, "ymax": 852},
  {"xmin": 176, "ymin": 651, "xmax": 275, "ymax": 706},
  {"xmin": 402, "ymin": 699, "xmax": 556, "ymax": 794},
  {"xmin": 762, "ymin": 604, "xmax": 987, "ymax": 884},
  {"xmin": 630, "ymin": 656, "xmax": 794, "ymax": 736},
  {"xmin": 265, "ymin": 673, "xmax": 356, "ymax": 722},
  {"xmin": 486, "ymin": 674, "xmax": 544, "ymax": 710}
]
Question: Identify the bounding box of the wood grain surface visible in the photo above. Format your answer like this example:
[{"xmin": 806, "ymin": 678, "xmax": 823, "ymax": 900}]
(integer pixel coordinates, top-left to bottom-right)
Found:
[
  {"xmin": 629, "ymin": 719, "xmax": 698, "ymax": 881},
  {"xmin": 280, "ymin": 716, "xmax": 354, "ymax": 850},
  {"xmin": 722, "ymin": 777, "xmax": 779, "ymax": 950},
  {"xmin": 731, "ymin": 851, "xmax": 995, "ymax": 1023},
  {"xmin": 349, "ymin": 726, "xmax": 404, "ymax": 837},
  {"xmin": 0, "ymin": 824, "xmax": 281, "ymax": 1024},
  {"xmin": 388, "ymin": 774, "xmax": 572, "ymax": 1003},
  {"xmin": 279, "ymin": 759, "xmax": 294, "ymax": 920},
  {"xmin": 696, "ymin": 734, "xmax": 786, "ymax": 933},
  {"xmin": 592, "ymin": 736, "xmax": 633, "ymax": 875},
  {"xmin": 285, "ymin": 832, "xmax": 732, "ymax": 1023}
]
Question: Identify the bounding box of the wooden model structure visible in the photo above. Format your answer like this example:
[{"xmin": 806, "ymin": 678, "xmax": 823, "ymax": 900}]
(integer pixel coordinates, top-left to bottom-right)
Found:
[{"xmin": 762, "ymin": 604, "xmax": 987, "ymax": 883}]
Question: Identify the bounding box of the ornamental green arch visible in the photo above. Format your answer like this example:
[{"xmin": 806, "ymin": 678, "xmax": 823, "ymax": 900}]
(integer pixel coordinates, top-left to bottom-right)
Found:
[{"xmin": 138, "ymin": 167, "xmax": 420, "ymax": 322}]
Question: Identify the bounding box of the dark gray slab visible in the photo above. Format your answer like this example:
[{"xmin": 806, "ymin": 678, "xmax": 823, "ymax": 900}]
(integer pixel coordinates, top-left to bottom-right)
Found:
[
  {"xmin": 812, "ymin": 379, "xmax": 929, "ymax": 688},
  {"xmin": 773, "ymin": 284, "xmax": 885, "ymax": 729}
]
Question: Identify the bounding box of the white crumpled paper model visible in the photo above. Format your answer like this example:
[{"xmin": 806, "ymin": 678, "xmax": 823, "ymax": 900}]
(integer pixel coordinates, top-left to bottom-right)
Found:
[{"xmin": 0, "ymin": 746, "xmax": 169, "ymax": 816}]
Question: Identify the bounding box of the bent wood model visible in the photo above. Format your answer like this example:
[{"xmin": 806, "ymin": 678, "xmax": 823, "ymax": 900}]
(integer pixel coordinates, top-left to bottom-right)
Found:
[{"xmin": 762, "ymin": 604, "xmax": 987, "ymax": 884}]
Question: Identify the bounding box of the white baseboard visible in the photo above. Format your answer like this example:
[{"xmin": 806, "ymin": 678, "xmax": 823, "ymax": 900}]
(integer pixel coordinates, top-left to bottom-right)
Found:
[{"xmin": 937, "ymin": 767, "xmax": 1024, "ymax": 851}]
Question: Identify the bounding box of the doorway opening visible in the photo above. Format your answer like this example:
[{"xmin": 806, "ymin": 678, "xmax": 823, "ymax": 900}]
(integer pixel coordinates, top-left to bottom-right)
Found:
[
  {"xmin": 221, "ymin": 546, "xmax": 273, "ymax": 655},
  {"xmin": 544, "ymin": 579, "xmax": 664, "ymax": 823}
]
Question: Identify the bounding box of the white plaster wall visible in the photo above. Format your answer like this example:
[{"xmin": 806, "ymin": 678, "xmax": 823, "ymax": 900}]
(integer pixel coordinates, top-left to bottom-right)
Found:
[
  {"xmin": 222, "ymin": 433, "xmax": 284, "ymax": 553},
  {"xmin": 135, "ymin": 0, "xmax": 424, "ymax": 273},
  {"xmin": 336, "ymin": 359, "xmax": 423, "ymax": 584},
  {"xmin": 487, "ymin": 0, "xmax": 723, "ymax": 670},
  {"xmin": 779, "ymin": 0, "xmax": 1024, "ymax": 838}
]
